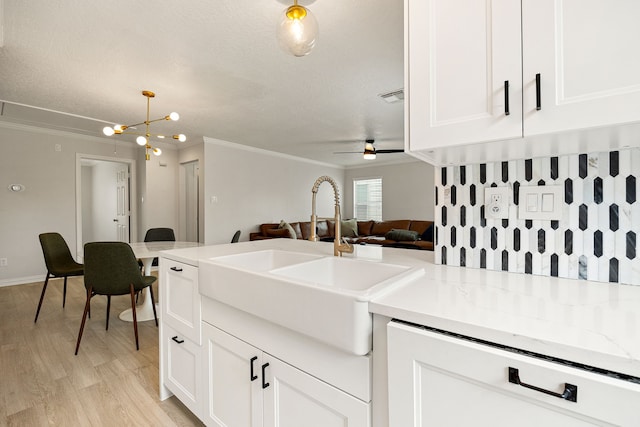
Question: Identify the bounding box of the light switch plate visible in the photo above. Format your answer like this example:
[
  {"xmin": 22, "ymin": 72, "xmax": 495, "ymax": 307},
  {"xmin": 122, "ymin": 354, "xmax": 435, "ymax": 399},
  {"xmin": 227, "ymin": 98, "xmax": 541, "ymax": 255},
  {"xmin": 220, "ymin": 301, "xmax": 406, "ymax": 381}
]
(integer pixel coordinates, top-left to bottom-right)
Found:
[{"xmin": 518, "ymin": 185, "xmax": 563, "ymax": 220}]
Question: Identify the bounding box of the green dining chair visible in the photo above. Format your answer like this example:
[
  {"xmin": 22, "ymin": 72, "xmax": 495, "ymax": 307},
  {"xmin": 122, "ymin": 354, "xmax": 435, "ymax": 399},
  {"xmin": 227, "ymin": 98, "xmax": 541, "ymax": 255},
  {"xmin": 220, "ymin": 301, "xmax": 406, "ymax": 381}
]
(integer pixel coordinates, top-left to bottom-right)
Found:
[
  {"xmin": 35, "ymin": 232, "xmax": 84, "ymax": 323},
  {"xmin": 75, "ymin": 242, "xmax": 157, "ymax": 355}
]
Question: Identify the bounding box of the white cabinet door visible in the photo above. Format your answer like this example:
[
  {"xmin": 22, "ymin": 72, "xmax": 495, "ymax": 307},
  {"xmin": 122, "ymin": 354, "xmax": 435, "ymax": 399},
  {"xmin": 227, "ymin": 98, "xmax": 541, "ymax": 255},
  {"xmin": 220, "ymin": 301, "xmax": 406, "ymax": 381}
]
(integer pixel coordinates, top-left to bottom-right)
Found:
[
  {"xmin": 263, "ymin": 355, "xmax": 370, "ymax": 427},
  {"xmin": 202, "ymin": 322, "xmax": 263, "ymax": 427},
  {"xmin": 406, "ymin": 0, "xmax": 523, "ymax": 151},
  {"xmin": 162, "ymin": 324, "xmax": 203, "ymax": 419},
  {"xmin": 388, "ymin": 321, "xmax": 640, "ymax": 427},
  {"xmin": 522, "ymin": 0, "xmax": 640, "ymax": 136},
  {"xmin": 161, "ymin": 260, "xmax": 201, "ymax": 344}
]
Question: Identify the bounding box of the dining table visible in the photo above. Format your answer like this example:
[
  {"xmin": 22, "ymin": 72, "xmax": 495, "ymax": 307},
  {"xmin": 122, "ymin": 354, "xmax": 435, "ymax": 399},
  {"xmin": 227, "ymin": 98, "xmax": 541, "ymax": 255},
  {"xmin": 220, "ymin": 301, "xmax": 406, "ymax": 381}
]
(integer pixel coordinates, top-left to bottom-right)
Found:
[{"xmin": 119, "ymin": 241, "xmax": 203, "ymax": 322}]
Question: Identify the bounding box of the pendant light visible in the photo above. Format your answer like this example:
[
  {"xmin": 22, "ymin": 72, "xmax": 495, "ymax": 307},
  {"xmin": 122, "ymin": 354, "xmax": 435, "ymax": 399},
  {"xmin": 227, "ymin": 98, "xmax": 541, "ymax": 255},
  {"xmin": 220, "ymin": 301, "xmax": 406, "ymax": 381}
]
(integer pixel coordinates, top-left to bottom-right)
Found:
[{"xmin": 276, "ymin": 0, "xmax": 319, "ymax": 57}]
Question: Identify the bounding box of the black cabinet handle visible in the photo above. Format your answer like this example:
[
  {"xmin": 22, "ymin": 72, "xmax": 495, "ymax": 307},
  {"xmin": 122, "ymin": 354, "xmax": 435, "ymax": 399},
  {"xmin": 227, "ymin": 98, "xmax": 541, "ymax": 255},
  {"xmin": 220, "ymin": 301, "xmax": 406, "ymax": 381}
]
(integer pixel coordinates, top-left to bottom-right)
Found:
[
  {"xmin": 261, "ymin": 363, "xmax": 270, "ymax": 389},
  {"xmin": 504, "ymin": 80, "xmax": 510, "ymax": 116},
  {"xmin": 535, "ymin": 73, "xmax": 541, "ymax": 110},
  {"xmin": 171, "ymin": 336, "xmax": 184, "ymax": 344},
  {"xmin": 508, "ymin": 367, "xmax": 577, "ymax": 402},
  {"xmin": 250, "ymin": 356, "xmax": 258, "ymax": 381},
  {"xmin": 170, "ymin": 266, "xmax": 183, "ymax": 272}
]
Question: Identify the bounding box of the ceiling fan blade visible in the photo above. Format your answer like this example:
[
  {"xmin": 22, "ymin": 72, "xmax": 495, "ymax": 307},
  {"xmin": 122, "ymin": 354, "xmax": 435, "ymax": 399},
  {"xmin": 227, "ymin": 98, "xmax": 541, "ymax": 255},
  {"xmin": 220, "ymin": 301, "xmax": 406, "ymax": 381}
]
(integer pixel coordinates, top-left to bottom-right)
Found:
[{"xmin": 376, "ymin": 149, "xmax": 404, "ymax": 154}]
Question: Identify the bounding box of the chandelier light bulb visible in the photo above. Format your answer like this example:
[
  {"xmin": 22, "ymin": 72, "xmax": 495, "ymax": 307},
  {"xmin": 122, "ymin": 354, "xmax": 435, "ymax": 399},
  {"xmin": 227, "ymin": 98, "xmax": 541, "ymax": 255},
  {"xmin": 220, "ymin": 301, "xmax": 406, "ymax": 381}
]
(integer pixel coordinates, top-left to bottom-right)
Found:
[
  {"xmin": 174, "ymin": 134, "xmax": 187, "ymax": 142},
  {"xmin": 152, "ymin": 147, "xmax": 162, "ymax": 156},
  {"xmin": 136, "ymin": 136, "xmax": 147, "ymax": 146},
  {"xmin": 103, "ymin": 126, "xmax": 115, "ymax": 136},
  {"xmin": 277, "ymin": 2, "xmax": 319, "ymax": 57},
  {"xmin": 169, "ymin": 112, "xmax": 180, "ymax": 121}
]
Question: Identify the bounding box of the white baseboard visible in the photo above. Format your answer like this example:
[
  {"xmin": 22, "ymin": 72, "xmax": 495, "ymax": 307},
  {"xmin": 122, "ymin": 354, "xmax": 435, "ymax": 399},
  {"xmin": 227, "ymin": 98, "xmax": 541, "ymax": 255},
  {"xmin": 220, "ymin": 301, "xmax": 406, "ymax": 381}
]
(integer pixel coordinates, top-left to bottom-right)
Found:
[{"xmin": 0, "ymin": 275, "xmax": 44, "ymax": 288}]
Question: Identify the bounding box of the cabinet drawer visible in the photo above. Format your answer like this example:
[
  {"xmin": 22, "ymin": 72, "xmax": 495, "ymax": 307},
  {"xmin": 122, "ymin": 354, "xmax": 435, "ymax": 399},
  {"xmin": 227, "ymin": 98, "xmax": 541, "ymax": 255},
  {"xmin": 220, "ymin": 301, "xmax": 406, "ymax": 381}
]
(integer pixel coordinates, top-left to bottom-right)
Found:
[
  {"xmin": 160, "ymin": 260, "xmax": 201, "ymax": 344},
  {"xmin": 388, "ymin": 321, "xmax": 640, "ymax": 426},
  {"xmin": 162, "ymin": 324, "xmax": 203, "ymax": 419}
]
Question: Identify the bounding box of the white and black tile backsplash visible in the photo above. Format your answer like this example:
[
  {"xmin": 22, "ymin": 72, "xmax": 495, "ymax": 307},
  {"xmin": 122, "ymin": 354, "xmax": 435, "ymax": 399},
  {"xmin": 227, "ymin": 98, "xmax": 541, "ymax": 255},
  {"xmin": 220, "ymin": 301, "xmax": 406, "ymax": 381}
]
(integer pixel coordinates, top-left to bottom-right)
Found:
[{"xmin": 434, "ymin": 148, "xmax": 640, "ymax": 285}]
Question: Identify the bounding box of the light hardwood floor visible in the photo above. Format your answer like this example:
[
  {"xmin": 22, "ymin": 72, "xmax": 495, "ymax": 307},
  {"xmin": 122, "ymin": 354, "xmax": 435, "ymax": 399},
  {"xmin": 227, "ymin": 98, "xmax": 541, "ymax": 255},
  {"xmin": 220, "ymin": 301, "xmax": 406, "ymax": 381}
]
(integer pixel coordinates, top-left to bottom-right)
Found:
[{"xmin": 0, "ymin": 276, "xmax": 204, "ymax": 426}]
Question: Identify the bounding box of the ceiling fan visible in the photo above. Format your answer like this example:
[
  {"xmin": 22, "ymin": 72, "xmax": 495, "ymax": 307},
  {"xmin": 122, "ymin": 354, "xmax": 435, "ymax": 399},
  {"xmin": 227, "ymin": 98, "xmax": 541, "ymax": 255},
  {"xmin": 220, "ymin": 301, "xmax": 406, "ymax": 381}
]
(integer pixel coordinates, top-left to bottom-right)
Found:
[{"xmin": 333, "ymin": 139, "xmax": 404, "ymax": 160}]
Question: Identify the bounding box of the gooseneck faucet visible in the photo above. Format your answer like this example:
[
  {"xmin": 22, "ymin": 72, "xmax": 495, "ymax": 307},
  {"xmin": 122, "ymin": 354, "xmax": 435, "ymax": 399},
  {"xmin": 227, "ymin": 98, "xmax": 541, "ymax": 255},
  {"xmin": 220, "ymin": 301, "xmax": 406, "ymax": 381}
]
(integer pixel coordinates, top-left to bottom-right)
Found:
[{"xmin": 309, "ymin": 176, "xmax": 354, "ymax": 257}]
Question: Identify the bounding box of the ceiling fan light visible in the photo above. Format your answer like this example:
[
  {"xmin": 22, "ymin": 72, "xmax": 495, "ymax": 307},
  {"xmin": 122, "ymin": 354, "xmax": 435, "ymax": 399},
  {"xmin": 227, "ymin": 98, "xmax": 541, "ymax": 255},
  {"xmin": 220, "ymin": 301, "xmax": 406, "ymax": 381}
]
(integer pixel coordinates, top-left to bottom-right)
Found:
[
  {"xmin": 136, "ymin": 136, "xmax": 147, "ymax": 146},
  {"xmin": 277, "ymin": 3, "xmax": 318, "ymax": 57},
  {"xmin": 363, "ymin": 152, "xmax": 376, "ymax": 160}
]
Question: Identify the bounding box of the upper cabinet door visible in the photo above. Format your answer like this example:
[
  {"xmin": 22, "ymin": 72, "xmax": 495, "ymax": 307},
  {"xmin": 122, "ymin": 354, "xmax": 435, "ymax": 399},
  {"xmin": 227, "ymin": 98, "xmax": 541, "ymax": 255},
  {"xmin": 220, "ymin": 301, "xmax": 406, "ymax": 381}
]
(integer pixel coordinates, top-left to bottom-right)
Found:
[
  {"xmin": 522, "ymin": 0, "xmax": 640, "ymax": 135},
  {"xmin": 406, "ymin": 0, "xmax": 523, "ymax": 152}
]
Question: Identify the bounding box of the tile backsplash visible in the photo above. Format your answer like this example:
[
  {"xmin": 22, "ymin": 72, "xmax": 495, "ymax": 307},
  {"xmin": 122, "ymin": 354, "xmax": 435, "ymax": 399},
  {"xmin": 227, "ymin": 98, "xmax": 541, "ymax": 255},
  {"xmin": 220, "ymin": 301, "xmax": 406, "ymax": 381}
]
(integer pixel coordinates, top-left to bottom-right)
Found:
[{"xmin": 434, "ymin": 148, "xmax": 640, "ymax": 285}]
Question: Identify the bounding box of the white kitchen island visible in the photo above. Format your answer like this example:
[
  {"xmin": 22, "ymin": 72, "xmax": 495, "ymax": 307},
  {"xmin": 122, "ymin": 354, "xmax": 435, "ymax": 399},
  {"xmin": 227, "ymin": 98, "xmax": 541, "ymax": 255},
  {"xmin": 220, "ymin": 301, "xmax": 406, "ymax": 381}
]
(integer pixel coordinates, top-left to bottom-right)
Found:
[{"xmin": 158, "ymin": 239, "xmax": 640, "ymax": 426}]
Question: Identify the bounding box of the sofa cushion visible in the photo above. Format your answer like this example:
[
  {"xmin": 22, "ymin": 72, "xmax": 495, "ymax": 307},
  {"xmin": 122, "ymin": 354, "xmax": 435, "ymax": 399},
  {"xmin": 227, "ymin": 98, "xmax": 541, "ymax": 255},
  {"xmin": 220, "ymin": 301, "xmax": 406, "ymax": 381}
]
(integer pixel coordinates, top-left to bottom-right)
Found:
[
  {"xmin": 341, "ymin": 218, "xmax": 358, "ymax": 237},
  {"xmin": 290, "ymin": 222, "xmax": 303, "ymax": 239},
  {"xmin": 370, "ymin": 220, "xmax": 411, "ymax": 236},
  {"xmin": 265, "ymin": 228, "xmax": 291, "ymax": 238},
  {"xmin": 278, "ymin": 220, "xmax": 297, "ymax": 239},
  {"xmin": 409, "ymin": 220, "xmax": 433, "ymax": 235},
  {"xmin": 421, "ymin": 224, "xmax": 434, "ymax": 242},
  {"xmin": 357, "ymin": 220, "xmax": 374, "ymax": 236},
  {"xmin": 385, "ymin": 228, "xmax": 420, "ymax": 241},
  {"xmin": 260, "ymin": 223, "xmax": 280, "ymax": 235}
]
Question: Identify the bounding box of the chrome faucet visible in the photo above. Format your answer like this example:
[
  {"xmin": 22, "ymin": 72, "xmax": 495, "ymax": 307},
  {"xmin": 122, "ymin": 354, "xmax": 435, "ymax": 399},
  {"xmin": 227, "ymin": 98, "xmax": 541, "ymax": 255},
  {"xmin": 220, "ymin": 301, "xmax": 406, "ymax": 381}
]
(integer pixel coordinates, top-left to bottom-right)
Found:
[{"xmin": 309, "ymin": 175, "xmax": 354, "ymax": 257}]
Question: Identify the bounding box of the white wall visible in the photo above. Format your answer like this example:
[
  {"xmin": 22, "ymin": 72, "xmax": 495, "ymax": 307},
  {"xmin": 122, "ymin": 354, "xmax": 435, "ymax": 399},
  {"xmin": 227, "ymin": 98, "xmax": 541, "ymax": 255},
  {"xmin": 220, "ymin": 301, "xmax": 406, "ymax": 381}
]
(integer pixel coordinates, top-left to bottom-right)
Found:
[
  {"xmin": 140, "ymin": 148, "xmax": 179, "ymax": 241},
  {"xmin": 178, "ymin": 142, "xmax": 205, "ymax": 242},
  {"xmin": 0, "ymin": 122, "xmax": 140, "ymax": 285},
  {"xmin": 343, "ymin": 159, "xmax": 435, "ymax": 221},
  {"xmin": 203, "ymin": 138, "xmax": 345, "ymax": 244}
]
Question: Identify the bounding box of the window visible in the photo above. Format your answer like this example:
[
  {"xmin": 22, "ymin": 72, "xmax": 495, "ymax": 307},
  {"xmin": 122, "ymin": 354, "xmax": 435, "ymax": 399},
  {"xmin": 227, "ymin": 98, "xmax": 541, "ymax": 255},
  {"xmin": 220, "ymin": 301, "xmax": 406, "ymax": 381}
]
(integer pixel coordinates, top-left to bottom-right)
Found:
[{"xmin": 353, "ymin": 178, "xmax": 382, "ymax": 221}]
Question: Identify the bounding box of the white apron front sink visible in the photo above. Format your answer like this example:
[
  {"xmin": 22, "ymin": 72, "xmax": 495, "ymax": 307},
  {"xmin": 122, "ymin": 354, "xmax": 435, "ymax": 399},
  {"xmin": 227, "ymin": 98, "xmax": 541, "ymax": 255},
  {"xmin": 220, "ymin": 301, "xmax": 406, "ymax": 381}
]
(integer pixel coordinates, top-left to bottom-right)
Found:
[{"xmin": 199, "ymin": 250, "xmax": 424, "ymax": 355}]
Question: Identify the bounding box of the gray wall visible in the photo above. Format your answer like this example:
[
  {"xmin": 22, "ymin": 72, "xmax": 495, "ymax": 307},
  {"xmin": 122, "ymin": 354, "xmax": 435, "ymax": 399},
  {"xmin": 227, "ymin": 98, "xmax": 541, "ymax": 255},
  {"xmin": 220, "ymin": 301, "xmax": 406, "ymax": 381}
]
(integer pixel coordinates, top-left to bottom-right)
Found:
[
  {"xmin": 203, "ymin": 138, "xmax": 345, "ymax": 244},
  {"xmin": 0, "ymin": 123, "xmax": 140, "ymax": 285},
  {"xmin": 344, "ymin": 159, "xmax": 435, "ymax": 221}
]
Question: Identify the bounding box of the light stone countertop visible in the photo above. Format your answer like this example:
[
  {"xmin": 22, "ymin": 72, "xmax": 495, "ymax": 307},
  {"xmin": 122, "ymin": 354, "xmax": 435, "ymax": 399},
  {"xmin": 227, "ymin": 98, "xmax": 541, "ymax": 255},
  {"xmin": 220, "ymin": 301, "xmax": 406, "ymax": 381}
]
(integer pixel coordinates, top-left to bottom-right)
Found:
[{"xmin": 161, "ymin": 239, "xmax": 640, "ymax": 379}]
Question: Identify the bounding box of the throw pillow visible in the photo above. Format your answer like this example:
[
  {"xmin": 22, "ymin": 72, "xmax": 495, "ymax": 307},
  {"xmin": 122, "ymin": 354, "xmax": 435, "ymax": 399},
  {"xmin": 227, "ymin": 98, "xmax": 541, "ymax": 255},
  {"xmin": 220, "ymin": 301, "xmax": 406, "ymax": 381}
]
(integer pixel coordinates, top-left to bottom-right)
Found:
[
  {"xmin": 421, "ymin": 224, "xmax": 434, "ymax": 242},
  {"xmin": 266, "ymin": 228, "xmax": 290, "ymax": 238},
  {"xmin": 385, "ymin": 228, "xmax": 419, "ymax": 242},
  {"xmin": 341, "ymin": 218, "xmax": 358, "ymax": 238},
  {"xmin": 278, "ymin": 220, "xmax": 297, "ymax": 239}
]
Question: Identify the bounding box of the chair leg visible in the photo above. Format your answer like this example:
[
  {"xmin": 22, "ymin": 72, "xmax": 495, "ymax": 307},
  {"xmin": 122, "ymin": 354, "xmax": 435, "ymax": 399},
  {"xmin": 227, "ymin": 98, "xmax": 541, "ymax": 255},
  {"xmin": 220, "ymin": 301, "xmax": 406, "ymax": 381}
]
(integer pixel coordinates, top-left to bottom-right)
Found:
[
  {"xmin": 129, "ymin": 285, "xmax": 139, "ymax": 351},
  {"xmin": 63, "ymin": 276, "xmax": 68, "ymax": 308},
  {"xmin": 106, "ymin": 295, "xmax": 111, "ymax": 330},
  {"xmin": 149, "ymin": 284, "xmax": 158, "ymax": 327},
  {"xmin": 75, "ymin": 286, "xmax": 92, "ymax": 355},
  {"xmin": 34, "ymin": 273, "xmax": 51, "ymax": 323}
]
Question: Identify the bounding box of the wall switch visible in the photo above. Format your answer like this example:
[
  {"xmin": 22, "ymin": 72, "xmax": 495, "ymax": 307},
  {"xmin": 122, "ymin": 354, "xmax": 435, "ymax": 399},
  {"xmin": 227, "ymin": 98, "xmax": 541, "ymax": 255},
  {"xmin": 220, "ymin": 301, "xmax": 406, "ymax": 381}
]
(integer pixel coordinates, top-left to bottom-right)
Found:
[
  {"xmin": 484, "ymin": 187, "xmax": 509, "ymax": 219},
  {"xmin": 55, "ymin": 144, "xmax": 62, "ymax": 152},
  {"xmin": 0, "ymin": 258, "xmax": 7, "ymax": 267},
  {"xmin": 518, "ymin": 185, "xmax": 563, "ymax": 220}
]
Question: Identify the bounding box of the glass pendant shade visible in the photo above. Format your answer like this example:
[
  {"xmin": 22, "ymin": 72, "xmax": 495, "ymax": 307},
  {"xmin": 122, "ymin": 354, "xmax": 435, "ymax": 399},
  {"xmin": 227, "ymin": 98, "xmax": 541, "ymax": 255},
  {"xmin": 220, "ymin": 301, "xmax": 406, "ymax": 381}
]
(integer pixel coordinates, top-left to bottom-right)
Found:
[{"xmin": 277, "ymin": 4, "xmax": 318, "ymax": 57}]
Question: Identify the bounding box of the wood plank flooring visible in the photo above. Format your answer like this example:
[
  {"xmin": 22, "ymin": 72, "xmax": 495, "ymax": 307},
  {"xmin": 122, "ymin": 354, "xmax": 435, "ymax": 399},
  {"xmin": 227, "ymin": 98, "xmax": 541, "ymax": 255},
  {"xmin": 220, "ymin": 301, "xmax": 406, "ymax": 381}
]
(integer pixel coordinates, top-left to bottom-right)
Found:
[{"xmin": 0, "ymin": 276, "xmax": 204, "ymax": 426}]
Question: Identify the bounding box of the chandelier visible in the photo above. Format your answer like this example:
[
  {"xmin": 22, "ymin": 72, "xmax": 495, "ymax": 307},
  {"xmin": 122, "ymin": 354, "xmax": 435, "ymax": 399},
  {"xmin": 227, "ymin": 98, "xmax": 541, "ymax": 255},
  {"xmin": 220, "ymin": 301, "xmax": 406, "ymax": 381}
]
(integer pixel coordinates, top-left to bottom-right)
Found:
[{"xmin": 102, "ymin": 90, "xmax": 186, "ymax": 160}]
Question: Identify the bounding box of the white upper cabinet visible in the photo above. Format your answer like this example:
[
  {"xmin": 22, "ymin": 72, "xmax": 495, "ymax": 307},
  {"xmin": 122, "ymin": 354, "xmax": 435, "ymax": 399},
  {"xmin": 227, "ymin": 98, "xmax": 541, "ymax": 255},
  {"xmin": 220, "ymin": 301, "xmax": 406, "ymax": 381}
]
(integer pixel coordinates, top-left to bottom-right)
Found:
[
  {"xmin": 406, "ymin": 0, "xmax": 523, "ymax": 150},
  {"xmin": 406, "ymin": 0, "xmax": 640, "ymax": 164},
  {"xmin": 522, "ymin": 0, "xmax": 640, "ymax": 135}
]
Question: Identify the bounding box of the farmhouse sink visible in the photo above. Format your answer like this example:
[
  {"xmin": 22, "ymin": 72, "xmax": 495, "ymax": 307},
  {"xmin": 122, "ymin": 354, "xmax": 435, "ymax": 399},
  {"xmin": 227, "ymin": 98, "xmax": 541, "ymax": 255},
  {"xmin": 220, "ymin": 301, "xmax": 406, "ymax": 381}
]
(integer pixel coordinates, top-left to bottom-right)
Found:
[{"xmin": 199, "ymin": 250, "xmax": 424, "ymax": 355}]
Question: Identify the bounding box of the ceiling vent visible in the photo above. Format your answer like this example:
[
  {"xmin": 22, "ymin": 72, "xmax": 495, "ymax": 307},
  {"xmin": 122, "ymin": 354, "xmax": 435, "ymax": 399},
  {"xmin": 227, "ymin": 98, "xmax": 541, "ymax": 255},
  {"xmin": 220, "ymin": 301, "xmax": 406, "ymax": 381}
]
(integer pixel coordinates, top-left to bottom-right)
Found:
[{"xmin": 378, "ymin": 89, "xmax": 404, "ymax": 103}]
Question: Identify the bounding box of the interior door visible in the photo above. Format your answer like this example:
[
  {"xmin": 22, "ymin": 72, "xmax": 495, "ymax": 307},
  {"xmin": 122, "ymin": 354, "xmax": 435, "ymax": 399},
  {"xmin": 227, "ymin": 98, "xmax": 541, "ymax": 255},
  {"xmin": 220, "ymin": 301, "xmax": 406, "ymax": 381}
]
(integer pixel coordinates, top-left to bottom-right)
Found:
[{"xmin": 115, "ymin": 166, "xmax": 130, "ymax": 242}]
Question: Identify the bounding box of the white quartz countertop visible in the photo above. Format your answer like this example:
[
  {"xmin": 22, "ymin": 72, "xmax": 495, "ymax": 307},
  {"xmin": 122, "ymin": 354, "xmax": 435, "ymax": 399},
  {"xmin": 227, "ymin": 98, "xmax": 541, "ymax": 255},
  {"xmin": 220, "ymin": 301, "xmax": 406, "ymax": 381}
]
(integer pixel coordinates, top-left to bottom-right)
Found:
[{"xmin": 161, "ymin": 239, "xmax": 640, "ymax": 379}]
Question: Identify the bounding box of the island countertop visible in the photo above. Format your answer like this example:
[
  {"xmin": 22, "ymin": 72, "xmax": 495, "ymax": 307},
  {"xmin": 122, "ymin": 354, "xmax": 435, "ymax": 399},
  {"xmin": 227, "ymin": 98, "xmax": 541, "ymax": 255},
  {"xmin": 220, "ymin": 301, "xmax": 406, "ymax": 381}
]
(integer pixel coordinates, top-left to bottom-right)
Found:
[{"xmin": 161, "ymin": 239, "xmax": 640, "ymax": 379}]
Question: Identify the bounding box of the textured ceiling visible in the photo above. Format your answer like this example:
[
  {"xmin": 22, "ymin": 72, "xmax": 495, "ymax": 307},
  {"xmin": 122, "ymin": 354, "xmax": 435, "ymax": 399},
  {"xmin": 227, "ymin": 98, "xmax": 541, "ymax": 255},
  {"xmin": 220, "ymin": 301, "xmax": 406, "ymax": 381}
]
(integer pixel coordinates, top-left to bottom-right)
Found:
[{"xmin": 0, "ymin": 0, "xmax": 408, "ymax": 167}]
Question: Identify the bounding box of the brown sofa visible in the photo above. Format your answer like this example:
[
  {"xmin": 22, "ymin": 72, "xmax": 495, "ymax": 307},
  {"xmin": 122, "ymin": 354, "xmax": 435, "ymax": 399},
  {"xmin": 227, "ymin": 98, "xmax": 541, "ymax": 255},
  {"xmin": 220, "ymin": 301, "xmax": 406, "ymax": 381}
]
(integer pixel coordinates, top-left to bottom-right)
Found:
[{"xmin": 249, "ymin": 219, "xmax": 434, "ymax": 251}]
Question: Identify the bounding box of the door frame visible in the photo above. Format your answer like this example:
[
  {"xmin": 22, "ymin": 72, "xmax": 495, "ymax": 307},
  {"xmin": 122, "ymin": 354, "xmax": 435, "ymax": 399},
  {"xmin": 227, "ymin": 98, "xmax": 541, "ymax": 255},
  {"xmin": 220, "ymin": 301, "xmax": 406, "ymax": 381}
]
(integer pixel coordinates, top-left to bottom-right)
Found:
[{"xmin": 75, "ymin": 153, "xmax": 138, "ymax": 261}]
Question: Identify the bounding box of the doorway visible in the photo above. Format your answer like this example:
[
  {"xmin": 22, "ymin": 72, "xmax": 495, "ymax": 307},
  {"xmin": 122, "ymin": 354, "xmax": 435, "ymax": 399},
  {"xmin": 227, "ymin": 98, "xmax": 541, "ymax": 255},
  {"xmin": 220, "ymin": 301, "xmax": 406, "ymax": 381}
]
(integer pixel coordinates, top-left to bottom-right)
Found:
[
  {"xmin": 179, "ymin": 160, "xmax": 199, "ymax": 242},
  {"xmin": 75, "ymin": 154, "xmax": 137, "ymax": 260}
]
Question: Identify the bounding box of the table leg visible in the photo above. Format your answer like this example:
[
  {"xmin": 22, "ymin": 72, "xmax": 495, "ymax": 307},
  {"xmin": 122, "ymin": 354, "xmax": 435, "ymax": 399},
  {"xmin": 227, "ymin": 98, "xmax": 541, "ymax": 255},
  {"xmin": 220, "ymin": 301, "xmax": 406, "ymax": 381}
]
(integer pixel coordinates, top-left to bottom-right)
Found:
[{"xmin": 119, "ymin": 257, "xmax": 159, "ymax": 322}]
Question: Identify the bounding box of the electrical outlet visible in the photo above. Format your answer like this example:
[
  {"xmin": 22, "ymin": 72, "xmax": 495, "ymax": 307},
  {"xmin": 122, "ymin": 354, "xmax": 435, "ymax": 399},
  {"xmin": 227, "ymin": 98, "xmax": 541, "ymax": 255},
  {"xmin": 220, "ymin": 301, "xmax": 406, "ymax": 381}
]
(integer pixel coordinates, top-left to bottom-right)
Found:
[
  {"xmin": 0, "ymin": 258, "xmax": 7, "ymax": 267},
  {"xmin": 485, "ymin": 187, "xmax": 509, "ymax": 219}
]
